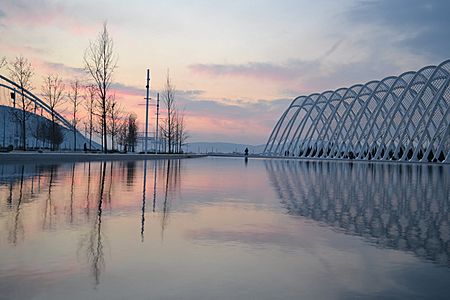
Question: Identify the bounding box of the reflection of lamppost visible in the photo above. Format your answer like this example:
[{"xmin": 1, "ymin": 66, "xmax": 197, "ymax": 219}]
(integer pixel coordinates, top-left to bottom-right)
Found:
[{"xmin": 141, "ymin": 160, "xmax": 147, "ymax": 242}]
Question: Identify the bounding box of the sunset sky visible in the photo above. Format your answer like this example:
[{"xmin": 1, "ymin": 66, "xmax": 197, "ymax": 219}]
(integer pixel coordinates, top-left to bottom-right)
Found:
[{"xmin": 1, "ymin": 0, "xmax": 449, "ymax": 144}]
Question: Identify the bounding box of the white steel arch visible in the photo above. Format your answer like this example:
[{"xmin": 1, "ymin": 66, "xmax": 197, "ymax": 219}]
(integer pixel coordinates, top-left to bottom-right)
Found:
[
  {"xmin": 0, "ymin": 74, "xmax": 74, "ymax": 130},
  {"xmin": 264, "ymin": 60, "xmax": 450, "ymax": 163}
]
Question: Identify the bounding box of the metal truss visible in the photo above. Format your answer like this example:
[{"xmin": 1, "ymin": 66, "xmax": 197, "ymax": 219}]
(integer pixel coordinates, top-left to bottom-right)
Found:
[
  {"xmin": 0, "ymin": 74, "xmax": 75, "ymax": 131},
  {"xmin": 264, "ymin": 60, "xmax": 450, "ymax": 163}
]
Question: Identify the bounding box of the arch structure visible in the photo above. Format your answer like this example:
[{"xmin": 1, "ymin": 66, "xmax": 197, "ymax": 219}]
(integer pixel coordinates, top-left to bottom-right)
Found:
[
  {"xmin": 0, "ymin": 73, "xmax": 76, "ymax": 132},
  {"xmin": 264, "ymin": 60, "xmax": 450, "ymax": 163}
]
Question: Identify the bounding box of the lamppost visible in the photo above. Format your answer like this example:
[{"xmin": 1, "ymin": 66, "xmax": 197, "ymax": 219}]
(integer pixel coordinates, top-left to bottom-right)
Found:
[
  {"xmin": 155, "ymin": 93, "xmax": 159, "ymax": 154},
  {"xmin": 144, "ymin": 69, "xmax": 150, "ymax": 153}
]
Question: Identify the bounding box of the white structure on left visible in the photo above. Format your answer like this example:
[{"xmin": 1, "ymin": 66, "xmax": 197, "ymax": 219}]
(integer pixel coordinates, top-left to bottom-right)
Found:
[{"xmin": 0, "ymin": 74, "xmax": 98, "ymax": 150}]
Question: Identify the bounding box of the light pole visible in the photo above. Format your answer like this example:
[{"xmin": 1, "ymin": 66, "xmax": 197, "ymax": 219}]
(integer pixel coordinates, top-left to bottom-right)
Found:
[
  {"xmin": 144, "ymin": 69, "xmax": 150, "ymax": 153},
  {"xmin": 155, "ymin": 93, "xmax": 159, "ymax": 154}
]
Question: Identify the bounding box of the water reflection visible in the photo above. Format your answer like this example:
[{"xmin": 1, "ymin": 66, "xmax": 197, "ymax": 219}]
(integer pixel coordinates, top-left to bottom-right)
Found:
[
  {"xmin": 78, "ymin": 162, "xmax": 107, "ymax": 286},
  {"xmin": 126, "ymin": 161, "xmax": 136, "ymax": 188},
  {"xmin": 265, "ymin": 160, "xmax": 450, "ymax": 266},
  {"xmin": 0, "ymin": 161, "xmax": 181, "ymax": 223},
  {"xmin": 0, "ymin": 159, "xmax": 187, "ymax": 287},
  {"xmin": 8, "ymin": 165, "xmax": 24, "ymax": 245},
  {"xmin": 2, "ymin": 158, "xmax": 449, "ymax": 297},
  {"xmin": 42, "ymin": 165, "xmax": 57, "ymax": 230},
  {"xmin": 69, "ymin": 164, "xmax": 75, "ymax": 224},
  {"xmin": 140, "ymin": 160, "xmax": 148, "ymax": 242},
  {"xmin": 85, "ymin": 162, "xmax": 92, "ymax": 218},
  {"xmin": 138, "ymin": 159, "xmax": 182, "ymax": 242},
  {"xmin": 161, "ymin": 160, "xmax": 172, "ymax": 239},
  {"xmin": 0, "ymin": 164, "xmax": 60, "ymax": 244}
]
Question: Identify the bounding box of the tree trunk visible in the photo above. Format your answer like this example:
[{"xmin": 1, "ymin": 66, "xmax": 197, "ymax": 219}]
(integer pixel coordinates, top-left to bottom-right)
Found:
[
  {"xmin": 103, "ymin": 104, "xmax": 107, "ymax": 153},
  {"xmin": 21, "ymin": 93, "xmax": 26, "ymax": 150}
]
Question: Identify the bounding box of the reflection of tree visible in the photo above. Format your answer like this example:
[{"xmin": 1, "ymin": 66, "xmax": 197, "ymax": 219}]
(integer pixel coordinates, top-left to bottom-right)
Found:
[
  {"xmin": 42, "ymin": 166, "xmax": 56, "ymax": 230},
  {"xmin": 1, "ymin": 164, "xmax": 59, "ymax": 245},
  {"xmin": 7, "ymin": 165, "xmax": 25, "ymax": 245},
  {"xmin": 6, "ymin": 181, "xmax": 13, "ymax": 208},
  {"xmin": 161, "ymin": 160, "xmax": 171, "ymax": 239},
  {"xmin": 69, "ymin": 163, "xmax": 75, "ymax": 224},
  {"xmin": 85, "ymin": 162, "xmax": 92, "ymax": 218},
  {"xmin": 265, "ymin": 160, "xmax": 450, "ymax": 266},
  {"xmin": 106, "ymin": 162, "xmax": 114, "ymax": 210},
  {"xmin": 126, "ymin": 161, "xmax": 136, "ymax": 188},
  {"xmin": 159, "ymin": 160, "xmax": 181, "ymax": 240},
  {"xmin": 152, "ymin": 160, "xmax": 158, "ymax": 213},
  {"xmin": 79, "ymin": 162, "xmax": 107, "ymax": 287}
]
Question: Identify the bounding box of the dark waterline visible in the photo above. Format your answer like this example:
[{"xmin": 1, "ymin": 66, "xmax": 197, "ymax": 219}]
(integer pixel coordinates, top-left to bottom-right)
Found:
[{"xmin": 0, "ymin": 157, "xmax": 449, "ymax": 300}]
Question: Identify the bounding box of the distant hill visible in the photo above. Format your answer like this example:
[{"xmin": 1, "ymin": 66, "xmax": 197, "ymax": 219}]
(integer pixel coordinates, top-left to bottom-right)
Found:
[{"xmin": 186, "ymin": 142, "xmax": 266, "ymax": 154}]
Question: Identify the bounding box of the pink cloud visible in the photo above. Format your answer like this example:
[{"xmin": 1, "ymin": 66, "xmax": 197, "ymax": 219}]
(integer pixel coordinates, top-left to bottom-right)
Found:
[
  {"xmin": 1, "ymin": 0, "xmax": 96, "ymax": 35},
  {"xmin": 189, "ymin": 60, "xmax": 318, "ymax": 82}
]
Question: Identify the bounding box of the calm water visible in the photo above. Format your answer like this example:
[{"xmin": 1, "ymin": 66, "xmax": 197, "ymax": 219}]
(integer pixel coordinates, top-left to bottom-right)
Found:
[{"xmin": 0, "ymin": 157, "xmax": 449, "ymax": 300}]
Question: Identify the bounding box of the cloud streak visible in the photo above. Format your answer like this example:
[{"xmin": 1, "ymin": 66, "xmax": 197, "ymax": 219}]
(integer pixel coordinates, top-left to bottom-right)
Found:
[
  {"xmin": 190, "ymin": 60, "xmax": 317, "ymax": 82},
  {"xmin": 348, "ymin": 0, "xmax": 450, "ymax": 59},
  {"xmin": 111, "ymin": 82, "xmax": 145, "ymax": 97},
  {"xmin": 173, "ymin": 95, "xmax": 291, "ymax": 144},
  {"xmin": 0, "ymin": 0, "xmax": 96, "ymax": 35},
  {"xmin": 188, "ymin": 39, "xmax": 345, "ymax": 87},
  {"xmin": 87, "ymin": 79, "xmax": 286, "ymax": 144},
  {"xmin": 40, "ymin": 61, "xmax": 85, "ymax": 77}
]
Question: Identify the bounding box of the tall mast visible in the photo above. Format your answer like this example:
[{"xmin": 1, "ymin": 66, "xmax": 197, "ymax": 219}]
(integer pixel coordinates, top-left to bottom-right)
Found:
[
  {"xmin": 144, "ymin": 69, "xmax": 150, "ymax": 153},
  {"xmin": 155, "ymin": 93, "xmax": 160, "ymax": 154}
]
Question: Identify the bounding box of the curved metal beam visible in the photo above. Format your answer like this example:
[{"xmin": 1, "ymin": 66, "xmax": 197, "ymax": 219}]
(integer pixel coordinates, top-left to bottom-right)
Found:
[{"xmin": 264, "ymin": 59, "xmax": 450, "ymax": 163}]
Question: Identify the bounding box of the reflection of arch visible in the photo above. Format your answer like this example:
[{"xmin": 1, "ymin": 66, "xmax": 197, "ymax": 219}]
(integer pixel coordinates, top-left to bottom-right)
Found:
[
  {"xmin": 264, "ymin": 160, "xmax": 450, "ymax": 266},
  {"xmin": 264, "ymin": 60, "xmax": 450, "ymax": 163},
  {"xmin": 0, "ymin": 74, "xmax": 77, "ymax": 131}
]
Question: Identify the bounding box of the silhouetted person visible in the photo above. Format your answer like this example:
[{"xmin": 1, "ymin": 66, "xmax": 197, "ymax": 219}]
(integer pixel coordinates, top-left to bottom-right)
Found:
[
  {"xmin": 244, "ymin": 147, "xmax": 249, "ymax": 157},
  {"xmin": 84, "ymin": 143, "xmax": 87, "ymax": 152}
]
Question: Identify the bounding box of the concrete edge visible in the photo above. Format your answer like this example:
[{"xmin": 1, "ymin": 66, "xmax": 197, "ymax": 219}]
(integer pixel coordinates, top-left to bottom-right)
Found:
[{"xmin": 0, "ymin": 152, "xmax": 207, "ymax": 164}]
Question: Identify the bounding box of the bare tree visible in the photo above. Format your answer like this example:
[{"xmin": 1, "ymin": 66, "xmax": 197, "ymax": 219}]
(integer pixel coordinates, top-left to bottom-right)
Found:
[
  {"xmin": 31, "ymin": 107, "xmax": 44, "ymax": 148},
  {"xmin": 1, "ymin": 57, "xmax": 8, "ymax": 107},
  {"xmin": 127, "ymin": 113, "xmax": 138, "ymax": 152},
  {"xmin": 83, "ymin": 84, "xmax": 96, "ymax": 150},
  {"xmin": 158, "ymin": 124, "xmax": 166, "ymax": 153},
  {"xmin": 68, "ymin": 79, "xmax": 82, "ymax": 150},
  {"xmin": 0, "ymin": 57, "xmax": 7, "ymax": 69},
  {"xmin": 117, "ymin": 117, "xmax": 129, "ymax": 152},
  {"xmin": 174, "ymin": 111, "xmax": 180, "ymax": 153},
  {"xmin": 94, "ymin": 116, "xmax": 104, "ymax": 150},
  {"xmin": 8, "ymin": 56, "xmax": 34, "ymax": 150},
  {"xmin": 36, "ymin": 119, "xmax": 64, "ymax": 149},
  {"xmin": 162, "ymin": 72, "xmax": 176, "ymax": 153},
  {"xmin": 41, "ymin": 74, "xmax": 66, "ymax": 150},
  {"xmin": 84, "ymin": 22, "xmax": 117, "ymax": 153},
  {"xmin": 176, "ymin": 110, "xmax": 188, "ymax": 153},
  {"xmin": 107, "ymin": 94, "xmax": 123, "ymax": 151}
]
